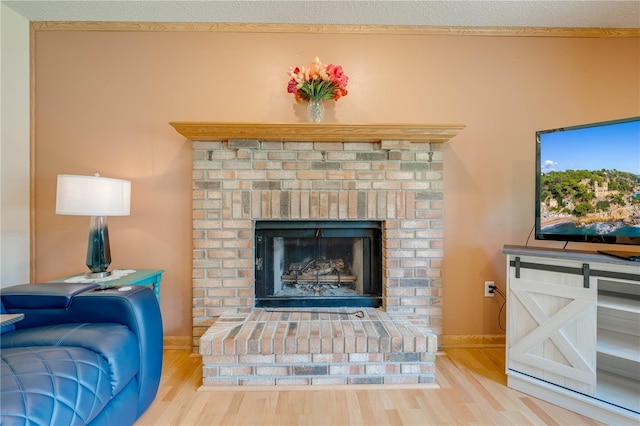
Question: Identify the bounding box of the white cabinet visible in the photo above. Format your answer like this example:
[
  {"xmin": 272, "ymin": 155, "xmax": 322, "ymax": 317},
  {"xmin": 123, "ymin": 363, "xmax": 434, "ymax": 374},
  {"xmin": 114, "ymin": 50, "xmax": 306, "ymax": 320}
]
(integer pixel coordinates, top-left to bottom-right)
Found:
[
  {"xmin": 596, "ymin": 277, "xmax": 640, "ymax": 413},
  {"xmin": 504, "ymin": 245, "xmax": 640, "ymax": 425},
  {"xmin": 507, "ymin": 255, "xmax": 597, "ymax": 394}
]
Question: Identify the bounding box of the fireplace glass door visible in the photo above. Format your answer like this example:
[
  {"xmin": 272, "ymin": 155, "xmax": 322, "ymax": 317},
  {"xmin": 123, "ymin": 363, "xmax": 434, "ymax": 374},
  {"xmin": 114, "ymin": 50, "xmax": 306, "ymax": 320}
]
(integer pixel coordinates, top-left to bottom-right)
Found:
[{"xmin": 255, "ymin": 221, "xmax": 382, "ymax": 308}]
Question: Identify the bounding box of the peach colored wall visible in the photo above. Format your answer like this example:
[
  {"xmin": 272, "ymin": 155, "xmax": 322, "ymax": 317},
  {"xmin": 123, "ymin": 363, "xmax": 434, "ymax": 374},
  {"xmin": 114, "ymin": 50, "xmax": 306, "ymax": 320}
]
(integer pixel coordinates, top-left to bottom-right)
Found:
[{"xmin": 33, "ymin": 29, "xmax": 640, "ymax": 337}]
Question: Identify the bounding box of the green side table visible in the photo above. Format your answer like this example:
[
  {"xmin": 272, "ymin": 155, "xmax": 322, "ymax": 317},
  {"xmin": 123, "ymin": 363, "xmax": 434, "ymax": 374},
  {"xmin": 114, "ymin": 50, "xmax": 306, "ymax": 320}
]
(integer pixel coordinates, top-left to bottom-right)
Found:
[{"xmin": 51, "ymin": 269, "xmax": 164, "ymax": 302}]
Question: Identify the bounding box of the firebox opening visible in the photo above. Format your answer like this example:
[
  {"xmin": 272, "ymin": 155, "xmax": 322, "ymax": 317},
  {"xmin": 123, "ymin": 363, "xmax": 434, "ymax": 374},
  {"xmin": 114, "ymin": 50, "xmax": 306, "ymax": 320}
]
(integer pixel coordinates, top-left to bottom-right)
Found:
[{"xmin": 255, "ymin": 221, "xmax": 383, "ymax": 308}]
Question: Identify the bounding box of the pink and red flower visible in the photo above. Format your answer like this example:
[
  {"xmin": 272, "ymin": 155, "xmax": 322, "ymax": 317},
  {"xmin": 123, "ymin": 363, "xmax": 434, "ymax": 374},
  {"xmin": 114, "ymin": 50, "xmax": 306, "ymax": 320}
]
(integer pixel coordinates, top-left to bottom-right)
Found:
[{"xmin": 287, "ymin": 57, "xmax": 349, "ymax": 102}]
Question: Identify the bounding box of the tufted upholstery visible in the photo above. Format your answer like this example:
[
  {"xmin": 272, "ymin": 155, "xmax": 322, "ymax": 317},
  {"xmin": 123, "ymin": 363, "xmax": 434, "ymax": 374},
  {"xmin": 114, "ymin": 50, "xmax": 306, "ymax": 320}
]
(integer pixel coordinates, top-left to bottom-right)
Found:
[
  {"xmin": 0, "ymin": 283, "xmax": 162, "ymax": 426},
  {"xmin": 2, "ymin": 323, "xmax": 139, "ymax": 397},
  {"xmin": 1, "ymin": 346, "xmax": 112, "ymax": 426}
]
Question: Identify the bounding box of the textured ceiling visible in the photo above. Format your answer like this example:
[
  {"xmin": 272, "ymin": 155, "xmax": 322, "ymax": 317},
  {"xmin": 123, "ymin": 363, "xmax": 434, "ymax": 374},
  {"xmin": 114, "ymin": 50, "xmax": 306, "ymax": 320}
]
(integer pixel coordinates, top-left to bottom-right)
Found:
[{"xmin": 2, "ymin": 0, "xmax": 639, "ymax": 28}]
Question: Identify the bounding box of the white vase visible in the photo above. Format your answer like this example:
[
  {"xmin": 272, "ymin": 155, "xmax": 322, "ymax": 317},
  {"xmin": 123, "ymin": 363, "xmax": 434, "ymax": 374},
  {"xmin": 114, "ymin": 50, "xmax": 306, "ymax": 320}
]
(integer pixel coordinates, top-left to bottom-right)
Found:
[{"xmin": 307, "ymin": 99, "xmax": 324, "ymax": 123}]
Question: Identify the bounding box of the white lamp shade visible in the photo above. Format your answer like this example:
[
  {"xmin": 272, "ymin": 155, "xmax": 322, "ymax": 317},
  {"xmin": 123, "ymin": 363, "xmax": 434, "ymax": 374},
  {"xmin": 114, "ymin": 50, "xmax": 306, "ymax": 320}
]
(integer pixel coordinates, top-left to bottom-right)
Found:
[{"xmin": 56, "ymin": 174, "xmax": 131, "ymax": 216}]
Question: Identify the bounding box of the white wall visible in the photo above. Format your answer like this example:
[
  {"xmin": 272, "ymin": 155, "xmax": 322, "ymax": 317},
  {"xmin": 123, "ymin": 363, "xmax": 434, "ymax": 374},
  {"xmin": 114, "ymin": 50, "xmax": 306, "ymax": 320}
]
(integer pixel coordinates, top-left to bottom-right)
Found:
[{"xmin": 0, "ymin": 3, "xmax": 30, "ymax": 286}]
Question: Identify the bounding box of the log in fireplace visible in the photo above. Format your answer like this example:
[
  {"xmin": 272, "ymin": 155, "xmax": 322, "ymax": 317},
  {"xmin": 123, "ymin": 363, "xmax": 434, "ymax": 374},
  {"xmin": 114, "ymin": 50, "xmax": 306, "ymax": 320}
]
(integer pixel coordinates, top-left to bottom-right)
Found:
[{"xmin": 255, "ymin": 220, "xmax": 382, "ymax": 308}]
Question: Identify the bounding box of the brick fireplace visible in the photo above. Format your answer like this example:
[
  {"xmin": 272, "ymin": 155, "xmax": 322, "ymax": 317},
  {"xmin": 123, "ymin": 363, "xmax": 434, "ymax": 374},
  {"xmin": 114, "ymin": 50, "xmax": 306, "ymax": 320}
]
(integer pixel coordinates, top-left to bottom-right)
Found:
[{"xmin": 172, "ymin": 122, "xmax": 464, "ymax": 386}]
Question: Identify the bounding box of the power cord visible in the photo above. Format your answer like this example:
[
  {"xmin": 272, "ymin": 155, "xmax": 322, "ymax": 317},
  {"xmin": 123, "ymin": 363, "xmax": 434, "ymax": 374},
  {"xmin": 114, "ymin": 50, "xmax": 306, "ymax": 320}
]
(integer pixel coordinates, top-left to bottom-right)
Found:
[
  {"xmin": 489, "ymin": 284, "xmax": 506, "ymax": 332},
  {"xmin": 524, "ymin": 223, "xmax": 535, "ymax": 246}
]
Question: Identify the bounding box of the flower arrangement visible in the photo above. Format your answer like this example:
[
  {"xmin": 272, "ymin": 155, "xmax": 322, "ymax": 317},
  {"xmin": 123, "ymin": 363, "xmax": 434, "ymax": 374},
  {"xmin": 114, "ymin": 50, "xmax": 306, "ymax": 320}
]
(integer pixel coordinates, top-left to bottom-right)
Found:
[{"xmin": 287, "ymin": 57, "xmax": 349, "ymax": 102}]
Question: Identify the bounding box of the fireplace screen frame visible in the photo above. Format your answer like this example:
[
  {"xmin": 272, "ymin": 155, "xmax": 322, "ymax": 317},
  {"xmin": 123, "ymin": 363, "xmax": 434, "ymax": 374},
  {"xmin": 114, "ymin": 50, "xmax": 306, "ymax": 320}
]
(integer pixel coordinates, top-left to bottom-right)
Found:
[{"xmin": 254, "ymin": 220, "xmax": 383, "ymax": 308}]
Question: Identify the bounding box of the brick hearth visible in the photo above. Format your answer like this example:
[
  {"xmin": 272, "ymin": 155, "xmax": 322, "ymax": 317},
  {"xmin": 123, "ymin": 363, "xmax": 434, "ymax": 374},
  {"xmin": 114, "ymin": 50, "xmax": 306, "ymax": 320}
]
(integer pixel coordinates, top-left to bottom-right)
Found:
[{"xmin": 200, "ymin": 308, "xmax": 437, "ymax": 386}]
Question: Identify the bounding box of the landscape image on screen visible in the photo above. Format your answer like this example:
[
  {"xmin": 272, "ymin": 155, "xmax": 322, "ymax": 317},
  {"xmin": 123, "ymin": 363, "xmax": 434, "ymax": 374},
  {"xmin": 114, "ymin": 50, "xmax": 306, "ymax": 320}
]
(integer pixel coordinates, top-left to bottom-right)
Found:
[{"xmin": 539, "ymin": 119, "xmax": 640, "ymax": 239}]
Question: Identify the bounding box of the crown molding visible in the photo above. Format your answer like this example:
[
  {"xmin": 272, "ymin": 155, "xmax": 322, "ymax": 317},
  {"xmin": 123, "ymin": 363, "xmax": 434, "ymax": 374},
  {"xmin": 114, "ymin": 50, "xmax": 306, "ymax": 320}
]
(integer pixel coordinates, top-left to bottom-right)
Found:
[{"xmin": 31, "ymin": 21, "xmax": 640, "ymax": 38}]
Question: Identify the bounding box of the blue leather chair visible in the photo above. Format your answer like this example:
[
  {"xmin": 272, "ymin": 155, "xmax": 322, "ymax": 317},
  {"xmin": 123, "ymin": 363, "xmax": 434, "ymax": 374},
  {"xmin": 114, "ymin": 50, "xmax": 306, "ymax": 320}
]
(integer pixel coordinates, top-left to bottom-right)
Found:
[{"xmin": 1, "ymin": 282, "xmax": 163, "ymax": 425}]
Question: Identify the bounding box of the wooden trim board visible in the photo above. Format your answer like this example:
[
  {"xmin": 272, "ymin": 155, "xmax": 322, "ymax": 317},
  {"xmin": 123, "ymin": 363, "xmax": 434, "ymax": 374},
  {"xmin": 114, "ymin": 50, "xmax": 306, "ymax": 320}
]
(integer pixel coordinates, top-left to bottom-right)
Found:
[
  {"xmin": 163, "ymin": 335, "xmax": 192, "ymax": 350},
  {"xmin": 169, "ymin": 122, "xmax": 465, "ymax": 143},
  {"xmin": 441, "ymin": 334, "xmax": 506, "ymax": 348}
]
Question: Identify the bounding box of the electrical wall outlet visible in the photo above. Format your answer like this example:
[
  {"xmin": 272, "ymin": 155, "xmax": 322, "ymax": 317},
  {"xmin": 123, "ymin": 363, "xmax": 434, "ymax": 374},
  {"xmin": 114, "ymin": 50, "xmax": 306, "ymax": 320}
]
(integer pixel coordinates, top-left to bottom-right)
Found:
[{"xmin": 484, "ymin": 281, "xmax": 495, "ymax": 297}]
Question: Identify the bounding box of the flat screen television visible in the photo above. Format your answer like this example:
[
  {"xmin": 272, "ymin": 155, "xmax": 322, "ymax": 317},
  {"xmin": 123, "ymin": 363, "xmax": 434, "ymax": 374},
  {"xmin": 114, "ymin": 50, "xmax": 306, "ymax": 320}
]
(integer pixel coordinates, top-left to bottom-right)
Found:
[{"xmin": 535, "ymin": 116, "xmax": 640, "ymax": 251}]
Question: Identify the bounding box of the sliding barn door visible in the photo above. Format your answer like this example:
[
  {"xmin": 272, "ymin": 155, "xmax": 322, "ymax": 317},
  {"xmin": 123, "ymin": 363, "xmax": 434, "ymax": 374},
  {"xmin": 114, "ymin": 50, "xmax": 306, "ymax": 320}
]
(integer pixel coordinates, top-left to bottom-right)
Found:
[{"xmin": 506, "ymin": 255, "xmax": 597, "ymax": 395}]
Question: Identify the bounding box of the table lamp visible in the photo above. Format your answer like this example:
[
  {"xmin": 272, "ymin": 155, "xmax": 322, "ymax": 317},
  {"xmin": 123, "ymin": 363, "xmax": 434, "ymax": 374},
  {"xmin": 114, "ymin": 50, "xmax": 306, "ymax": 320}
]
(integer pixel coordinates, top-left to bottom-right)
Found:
[{"xmin": 56, "ymin": 173, "xmax": 131, "ymax": 278}]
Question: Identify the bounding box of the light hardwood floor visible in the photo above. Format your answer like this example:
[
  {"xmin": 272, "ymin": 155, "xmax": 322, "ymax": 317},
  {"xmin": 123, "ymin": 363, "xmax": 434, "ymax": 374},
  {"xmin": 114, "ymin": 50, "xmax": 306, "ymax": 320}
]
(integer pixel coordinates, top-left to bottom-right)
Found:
[{"xmin": 136, "ymin": 347, "xmax": 602, "ymax": 425}]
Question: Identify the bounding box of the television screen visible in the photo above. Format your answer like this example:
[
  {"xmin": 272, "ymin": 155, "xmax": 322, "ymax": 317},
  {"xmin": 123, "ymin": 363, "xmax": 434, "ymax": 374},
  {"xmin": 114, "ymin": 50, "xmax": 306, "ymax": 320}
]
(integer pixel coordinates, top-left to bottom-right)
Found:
[{"xmin": 535, "ymin": 117, "xmax": 640, "ymax": 246}]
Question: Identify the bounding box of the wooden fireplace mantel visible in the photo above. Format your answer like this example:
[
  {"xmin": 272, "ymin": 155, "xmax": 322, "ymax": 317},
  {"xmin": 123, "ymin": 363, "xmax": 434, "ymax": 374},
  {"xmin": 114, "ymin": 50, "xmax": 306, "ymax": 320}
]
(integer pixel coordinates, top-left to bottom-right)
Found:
[{"xmin": 169, "ymin": 122, "xmax": 465, "ymax": 143}]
